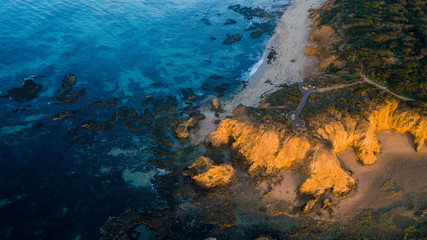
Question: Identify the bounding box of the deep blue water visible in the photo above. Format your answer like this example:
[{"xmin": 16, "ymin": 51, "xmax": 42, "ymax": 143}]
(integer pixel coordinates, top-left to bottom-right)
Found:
[{"xmin": 0, "ymin": 0, "xmax": 291, "ymax": 239}]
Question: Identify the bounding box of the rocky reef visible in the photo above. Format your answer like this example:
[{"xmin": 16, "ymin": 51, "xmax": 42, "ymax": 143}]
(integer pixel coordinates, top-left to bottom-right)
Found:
[{"xmin": 56, "ymin": 73, "xmax": 86, "ymax": 104}]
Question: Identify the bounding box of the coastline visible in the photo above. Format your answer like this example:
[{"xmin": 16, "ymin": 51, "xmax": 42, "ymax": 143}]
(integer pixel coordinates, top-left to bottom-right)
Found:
[{"xmin": 192, "ymin": 0, "xmax": 326, "ymax": 144}]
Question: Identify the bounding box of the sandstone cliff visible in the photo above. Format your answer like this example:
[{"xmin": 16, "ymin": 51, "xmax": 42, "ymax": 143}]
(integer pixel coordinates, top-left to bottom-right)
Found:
[{"xmin": 202, "ymin": 101, "xmax": 425, "ymax": 197}]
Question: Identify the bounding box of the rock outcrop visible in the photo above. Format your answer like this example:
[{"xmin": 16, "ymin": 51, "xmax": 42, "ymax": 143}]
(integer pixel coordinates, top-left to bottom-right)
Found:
[
  {"xmin": 313, "ymin": 101, "xmax": 426, "ymax": 165},
  {"xmin": 56, "ymin": 73, "xmax": 86, "ymax": 104},
  {"xmin": 5, "ymin": 79, "xmax": 42, "ymax": 101},
  {"xmin": 184, "ymin": 157, "xmax": 236, "ymax": 188},
  {"xmin": 174, "ymin": 114, "xmax": 205, "ymax": 139},
  {"xmin": 204, "ymin": 101, "xmax": 426, "ymax": 196}
]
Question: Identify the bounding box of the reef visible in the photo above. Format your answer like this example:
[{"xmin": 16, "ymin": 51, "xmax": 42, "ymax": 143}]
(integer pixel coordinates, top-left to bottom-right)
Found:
[{"xmin": 56, "ymin": 73, "xmax": 86, "ymax": 104}]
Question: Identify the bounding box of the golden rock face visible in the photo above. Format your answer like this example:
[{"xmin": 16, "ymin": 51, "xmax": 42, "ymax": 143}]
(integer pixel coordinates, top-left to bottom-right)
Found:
[
  {"xmin": 202, "ymin": 101, "xmax": 426, "ymax": 197},
  {"xmin": 185, "ymin": 156, "xmax": 236, "ymax": 188}
]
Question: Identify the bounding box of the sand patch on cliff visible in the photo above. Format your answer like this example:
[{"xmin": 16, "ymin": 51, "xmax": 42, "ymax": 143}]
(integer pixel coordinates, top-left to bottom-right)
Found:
[
  {"xmin": 334, "ymin": 130, "xmax": 427, "ymax": 220},
  {"xmin": 192, "ymin": 0, "xmax": 327, "ymax": 144}
]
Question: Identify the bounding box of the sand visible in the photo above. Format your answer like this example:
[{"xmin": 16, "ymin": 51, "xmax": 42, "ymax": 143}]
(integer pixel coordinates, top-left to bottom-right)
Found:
[
  {"xmin": 192, "ymin": 0, "xmax": 326, "ymax": 144},
  {"xmin": 333, "ymin": 130, "xmax": 427, "ymax": 220}
]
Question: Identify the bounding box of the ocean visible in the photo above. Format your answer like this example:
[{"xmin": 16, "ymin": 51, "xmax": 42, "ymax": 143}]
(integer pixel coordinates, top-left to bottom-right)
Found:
[{"xmin": 0, "ymin": 0, "xmax": 291, "ymax": 239}]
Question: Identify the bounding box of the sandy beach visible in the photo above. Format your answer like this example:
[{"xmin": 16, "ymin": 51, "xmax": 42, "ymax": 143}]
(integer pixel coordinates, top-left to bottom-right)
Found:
[{"xmin": 192, "ymin": 0, "xmax": 326, "ymax": 143}]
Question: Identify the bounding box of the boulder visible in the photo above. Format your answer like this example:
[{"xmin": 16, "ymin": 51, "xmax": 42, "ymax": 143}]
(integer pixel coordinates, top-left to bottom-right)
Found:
[{"xmin": 184, "ymin": 156, "xmax": 236, "ymax": 188}]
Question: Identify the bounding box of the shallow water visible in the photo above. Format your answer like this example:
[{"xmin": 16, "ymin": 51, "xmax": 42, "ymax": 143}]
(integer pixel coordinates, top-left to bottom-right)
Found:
[{"xmin": 0, "ymin": 0, "xmax": 291, "ymax": 238}]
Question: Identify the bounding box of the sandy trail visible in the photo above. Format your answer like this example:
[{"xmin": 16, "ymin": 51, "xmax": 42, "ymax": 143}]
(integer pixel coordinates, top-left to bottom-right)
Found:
[{"xmin": 192, "ymin": 0, "xmax": 326, "ymax": 144}]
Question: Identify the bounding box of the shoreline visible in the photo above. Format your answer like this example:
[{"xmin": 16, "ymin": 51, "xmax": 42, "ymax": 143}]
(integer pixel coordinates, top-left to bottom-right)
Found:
[{"xmin": 192, "ymin": 0, "xmax": 326, "ymax": 144}]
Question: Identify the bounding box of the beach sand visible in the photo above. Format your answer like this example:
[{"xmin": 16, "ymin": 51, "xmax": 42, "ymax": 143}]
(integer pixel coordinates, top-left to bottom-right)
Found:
[
  {"xmin": 333, "ymin": 130, "xmax": 427, "ymax": 220},
  {"xmin": 192, "ymin": 0, "xmax": 326, "ymax": 144}
]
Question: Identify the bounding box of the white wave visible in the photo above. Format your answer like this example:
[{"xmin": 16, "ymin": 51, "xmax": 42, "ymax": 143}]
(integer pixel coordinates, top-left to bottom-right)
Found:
[{"xmin": 241, "ymin": 56, "xmax": 264, "ymax": 81}]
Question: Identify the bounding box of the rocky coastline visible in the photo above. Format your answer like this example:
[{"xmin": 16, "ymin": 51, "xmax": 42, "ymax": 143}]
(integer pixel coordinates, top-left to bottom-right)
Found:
[{"xmin": 96, "ymin": 0, "xmax": 427, "ymax": 238}]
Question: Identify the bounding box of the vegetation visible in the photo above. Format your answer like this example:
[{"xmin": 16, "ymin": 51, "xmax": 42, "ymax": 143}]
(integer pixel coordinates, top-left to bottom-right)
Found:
[{"xmin": 319, "ymin": 0, "xmax": 427, "ymax": 101}]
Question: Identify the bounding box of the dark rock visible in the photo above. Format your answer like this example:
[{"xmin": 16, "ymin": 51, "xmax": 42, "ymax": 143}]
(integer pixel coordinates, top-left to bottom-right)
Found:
[
  {"xmin": 140, "ymin": 109, "xmax": 154, "ymax": 121},
  {"xmin": 174, "ymin": 113, "xmax": 205, "ymax": 138},
  {"xmin": 201, "ymin": 18, "xmax": 211, "ymax": 25},
  {"xmin": 209, "ymin": 75, "xmax": 223, "ymax": 80},
  {"xmin": 209, "ymin": 36, "xmax": 216, "ymax": 41},
  {"xmin": 88, "ymin": 98, "xmax": 119, "ymax": 108},
  {"xmin": 228, "ymin": 4, "xmax": 274, "ymax": 20},
  {"xmin": 248, "ymin": 20, "xmax": 277, "ymax": 39},
  {"xmin": 108, "ymin": 136, "xmax": 118, "ymax": 141},
  {"xmin": 153, "ymin": 97, "xmax": 178, "ymax": 116},
  {"xmin": 222, "ymin": 33, "xmax": 242, "ymax": 44},
  {"xmin": 150, "ymin": 146, "xmax": 171, "ymax": 157},
  {"xmin": 53, "ymin": 109, "xmax": 84, "ymax": 120},
  {"xmin": 214, "ymin": 86, "xmax": 226, "ymax": 96},
  {"xmin": 224, "ymin": 19, "xmax": 237, "ymax": 25},
  {"xmin": 250, "ymin": 30, "xmax": 263, "ymax": 38},
  {"xmin": 267, "ymin": 47, "xmax": 277, "ymax": 64},
  {"xmin": 181, "ymin": 88, "xmax": 198, "ymax": 101},
  {"xmin": 256, "ymin": 19, "xmax": 277, "ymax": 35},
  {"xmin": 245, "ymin": 26, "xmax": 258, "ymax": 31},
  {"xmin": 155, "ymin": 116, "xmax": 177, "ymax": 130},
  {"xmin": 99, "ymin": 208, "xmax": 176, "ymax": 240},
  {"xmin": 81, "ymin": 120, "xmax": 110, "ymax": 132},
  {"xmin": 73, "ymin": 136, "xmax": 85, "ymax": 143},
  {"xmin": 125, "ymin": 121, "xmax": 152, "ymax": 132},
  {"xmin": 113, "ymin": 107, "xmax": 153, "ymax": 123},
  {"xmin": 56, "ymin": 73, "xmax": 86, "ymax": 104},
  {"xmin": 112, "ymin": 107, "xmax": 154, "ymax": 132},
  {"xmin": 6, "ymin": 79, "xmax": 42, "ymax": 101},
  {"xmin": 153, "ymin": 130, "xmax": 173, "ymax": 147}
]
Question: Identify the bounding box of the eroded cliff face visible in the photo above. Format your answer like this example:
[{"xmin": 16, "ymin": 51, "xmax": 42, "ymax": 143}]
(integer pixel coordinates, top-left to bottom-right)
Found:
[
  {"xmin": 202, "ymin": 101, "xmax": 426, "ymax": 197},
  {"xmin": 314, "ymin": 101, "xmax": 426, "ymax": 165}
]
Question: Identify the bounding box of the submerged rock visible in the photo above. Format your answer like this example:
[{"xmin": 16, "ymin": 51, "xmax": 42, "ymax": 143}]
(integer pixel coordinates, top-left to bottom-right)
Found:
[
  {"xmin": 52, "ymin": 109, "xmax": 84, "ymax": 120},
  {"xmin": 152, "ymin": 97, "xmax": 178, "ymax": 116},
  {"xmin": 201, "ymin": 18, "xmax": 211, "ymax": 25},
  {"xmin": 56, "ymin": 73, "xmax": 86, "ymax": 104},
  {"xmin": 224, "ymin": 19, "xmax": 237, "ymax": 25},
  {"xmin": 181, "ymin": 88, "xmax": 198, "ymax": 101},
  {"xmin": 222, "ymin": 33, "xmax": 242, "ymax": 44},
  {"xmin": 228, "ymin": 4, "xmax": 274, "ymax": 20},
  {"xmin": 5, "ymin": 79, "xmax": 42, "ymax": 101},
  {"xmin": 81, "ymin": 120, "xmax": 110, "ymax": 132},
  {"xmin": 250, "ymin": 31, "xmax": 263, "ymax": 39},
  {"xmin": 88, "ymin": 98, "xmax": 119, "ymax": 108}
]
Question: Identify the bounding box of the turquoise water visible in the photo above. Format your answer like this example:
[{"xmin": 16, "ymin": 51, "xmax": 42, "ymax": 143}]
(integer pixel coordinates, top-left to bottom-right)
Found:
[{"xmin": 0, "ymin": 0, "xmax": 291, "ymax": 238}]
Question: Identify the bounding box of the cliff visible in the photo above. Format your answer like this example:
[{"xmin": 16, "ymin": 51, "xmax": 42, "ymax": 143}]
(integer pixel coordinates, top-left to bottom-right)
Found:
[{"xmin": 202, "ymin": 101, "xmax": 425, "ymax": 197}]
